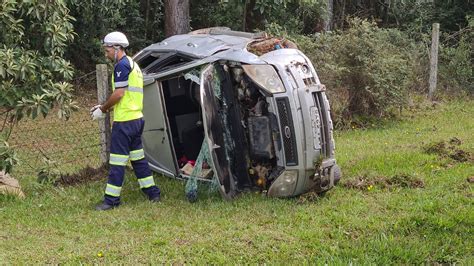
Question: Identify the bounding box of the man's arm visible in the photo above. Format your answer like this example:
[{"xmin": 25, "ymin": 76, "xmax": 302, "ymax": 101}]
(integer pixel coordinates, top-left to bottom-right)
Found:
[{"xmin": 100, "ymin": 87, "xmax": 125, "ymax": 113}]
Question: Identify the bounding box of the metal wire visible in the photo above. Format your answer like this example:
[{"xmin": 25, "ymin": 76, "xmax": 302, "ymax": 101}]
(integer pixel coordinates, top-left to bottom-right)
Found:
[{"xmin": 2, "ymin": 92, "xmax": 105, "ymax": 178}]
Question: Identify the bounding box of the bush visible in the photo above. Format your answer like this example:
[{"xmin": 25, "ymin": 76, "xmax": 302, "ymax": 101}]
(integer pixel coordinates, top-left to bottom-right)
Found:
[
  {"xmin": 438, "ymin": 19, "xmax": 473, "ymax": 94},
  {"xmin": 296, "ymin": 18, "xmax": 422, "ymax": 128},
  {"xmin": 0, "ymin": 1, "xmax": 78, "ymax": 121},
  {"xmin": 0, "ymin": 138, "xmax": 18, "ymax": 174}
]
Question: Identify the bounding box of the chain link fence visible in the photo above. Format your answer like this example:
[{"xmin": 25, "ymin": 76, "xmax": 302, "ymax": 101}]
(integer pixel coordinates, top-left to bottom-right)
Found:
[{"xmin": 4, "ymin": 74, "xmax": 106, "ymax": 180}]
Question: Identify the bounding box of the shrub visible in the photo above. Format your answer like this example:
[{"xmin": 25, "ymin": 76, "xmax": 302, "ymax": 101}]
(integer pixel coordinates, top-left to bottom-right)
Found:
[
  {"xmin": 438, "ymin": 18, "xmax": 473, "ymax": 94},
  {"xmin": 297, "ymin": 18, "xmax": 422, "ymax": 128},
  {"xmin": 0, "ymin": 138, "xmax": 18, "ymax": 174}
]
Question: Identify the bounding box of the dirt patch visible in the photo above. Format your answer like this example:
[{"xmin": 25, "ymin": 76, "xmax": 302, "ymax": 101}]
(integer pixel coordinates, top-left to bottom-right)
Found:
[
  {"xmin": 450, "ymin": 149, "xmax": 472, "ymax": 162},
  {"xmin": 296, "ymin": 191, "xmax": 322, "ymax": 204},
  {"xmin": 54, "ymin": 164, "xmax": 108, "ymax": 187},
  {"xmin": 423, "ymin": 141, "xmax": 448, "ymax": 155},
  {"xmin": 423, "ymin": 137, "xmax": 473, "ymax": 163},
  {"xmin": 342, "ymin": 174, "xmax": 424, "ymax": 190},
  {"xmin": 449, "ymin": 137, "xmax": 462, "ymax": 146}
]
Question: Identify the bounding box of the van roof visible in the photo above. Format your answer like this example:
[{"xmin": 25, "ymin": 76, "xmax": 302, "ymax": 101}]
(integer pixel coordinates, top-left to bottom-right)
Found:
[{"xmin": 142, "ymin": 28, "xmax": 266, "ymax": 59}]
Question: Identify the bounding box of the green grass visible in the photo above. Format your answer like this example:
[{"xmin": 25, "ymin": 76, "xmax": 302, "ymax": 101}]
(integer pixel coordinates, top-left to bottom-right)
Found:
[
  {"xmin": 1, "ymin": 99, "xmax": 473, "ymax": 264},
  {"xmin": 8, "ymin": 102, "xmax": 102, "ymax": 177}
]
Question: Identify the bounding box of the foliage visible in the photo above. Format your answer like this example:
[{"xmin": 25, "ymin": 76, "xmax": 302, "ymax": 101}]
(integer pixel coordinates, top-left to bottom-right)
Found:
[
  {"xmin": 297, "ymin": 18, "xmax": 421, "ymax": 128},
  {"xmin": 0, "ymin": 137, "xmax": 18, "ymax": 174},
  {"xmin": 0, "ymin": 0, "xmax": 78, "ymax": 122},
  {"xmin": 397, "ymin": 0, "xmax": 473, "ymax": 33},
  {"xmin": 192, "ymin": 0, "xmax": 326, "ymax": 34},
  {"xmin": 332, "ymin": 0, "xmax": 473, "ymax": 35},
  {"xmin": 259, "ymin": 0, "xmax": 327, "ymax": 34},
  {"xmin": 65, "ymin": 0, "xmax": 164, "ymax": 73},
  {"xmin": 190, "ymin": 0, "xmax": 244, "ymax": 31},
  {"xmin": 438, "ymin": 18, "xmax": 473, "ymax": 93},
  {"xmin": 0, "ymin": 0, "xmax": 78, "ymax": 173},
  {"xmin": 37, "ymin": 158, "xmax": 61, "ymax": 184}
]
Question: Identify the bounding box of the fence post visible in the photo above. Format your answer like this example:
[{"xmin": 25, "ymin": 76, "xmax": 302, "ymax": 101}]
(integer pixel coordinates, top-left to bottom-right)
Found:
[
  {"xmin": 96, "ymin": 64, "xmax": 111, "ymax": 165},
  {"xmin": 428, "ymin": 23, "xmax": 440, "ymax": 100}
]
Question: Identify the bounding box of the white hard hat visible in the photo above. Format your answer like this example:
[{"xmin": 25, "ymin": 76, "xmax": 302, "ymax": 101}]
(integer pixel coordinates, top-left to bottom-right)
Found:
[{"xmin": 103, "ymin": 31, "xmax": 129, "ymax": 48}]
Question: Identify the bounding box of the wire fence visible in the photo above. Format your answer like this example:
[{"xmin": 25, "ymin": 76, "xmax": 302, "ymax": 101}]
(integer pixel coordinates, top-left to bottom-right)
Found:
[{"xmin": 3, "ymin": 84, "xmax": 106, "ymax": 180}]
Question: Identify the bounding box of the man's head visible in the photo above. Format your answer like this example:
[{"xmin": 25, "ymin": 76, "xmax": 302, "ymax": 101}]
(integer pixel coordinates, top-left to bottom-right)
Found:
[{"xmin": 103, "ymin": 31, "xmax": 129, "ymax": 62}]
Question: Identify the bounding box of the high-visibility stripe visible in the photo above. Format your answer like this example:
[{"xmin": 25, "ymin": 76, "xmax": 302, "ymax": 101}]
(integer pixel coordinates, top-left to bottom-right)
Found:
[
  {"xmin": 138, "ymin": 176, "xmax": 155, "ymax": 188},
  {"xmin": 109, "ymin": 153, "xmax": 129, "ymax": 166},
  {"xmin": 105, "ymin": 183, "xmax": 122, "ymax": 197},
  {"xmin": 128, "ymin": 86, "xmax": 143, "ymax": 93},
  {"xmin": 130, "ymin": 149, "xmax": 145, "ymax": 161},
  {"xmin": 115, "ymin": 81, "xmax": 128, "ymax": 88}
]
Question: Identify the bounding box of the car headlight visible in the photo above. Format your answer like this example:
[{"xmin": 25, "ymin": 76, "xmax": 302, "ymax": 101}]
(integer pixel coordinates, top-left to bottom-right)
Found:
[
  {"xmin": 268, "ymin": 170, "xmax": 298, "ymax": 197},
  {"xmin": 242, "ymin": 65, "xmax": 285, "ymax": 94}
]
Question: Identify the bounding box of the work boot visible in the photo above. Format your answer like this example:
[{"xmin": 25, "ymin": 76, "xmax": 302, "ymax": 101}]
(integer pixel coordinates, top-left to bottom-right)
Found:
[
  {"xmin": 149, "ymin": 194, "xmax": 161, "ymax": 203},
  {"xmin": 95, "ymin": 201, "xmax": 119, "ymax": 211}
]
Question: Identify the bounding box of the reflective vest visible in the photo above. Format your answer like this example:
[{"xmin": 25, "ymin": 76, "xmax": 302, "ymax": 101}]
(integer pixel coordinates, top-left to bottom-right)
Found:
[{"xmin": 111, "ymin": 56, "xmax": 144, "ymax": 122}]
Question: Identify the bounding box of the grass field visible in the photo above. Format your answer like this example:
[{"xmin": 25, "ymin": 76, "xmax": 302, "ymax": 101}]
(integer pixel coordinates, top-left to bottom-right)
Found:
[{"xmin": 1, "ymin": 99, "xmax": 473, "ymax": 264}]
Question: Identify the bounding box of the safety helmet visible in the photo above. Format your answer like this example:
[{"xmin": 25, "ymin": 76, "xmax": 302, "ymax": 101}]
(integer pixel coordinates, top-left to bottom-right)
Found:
[{"xmin": 103, "ymin": 31, "xmax": 129, "ymax": 48}]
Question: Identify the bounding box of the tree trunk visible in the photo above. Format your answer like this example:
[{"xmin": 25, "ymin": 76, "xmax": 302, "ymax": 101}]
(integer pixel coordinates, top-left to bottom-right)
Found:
[
  {"xmin": 324, "ymin": 0, "xmax": 334, "ymax": 31},
  {"xmin": 164, "ymin": 0, "xmax": 190, "ymax": 37},
  {"xmin": 144, "ymin": 0, "xmax": 150, "ymax": 40},
  {"xmin": 242, "ymin": 0, "xmax": 248, "ymax": 31},
  {"xmin": 244, "ymin": 0, "xmax": 264, "ymax": 32}
]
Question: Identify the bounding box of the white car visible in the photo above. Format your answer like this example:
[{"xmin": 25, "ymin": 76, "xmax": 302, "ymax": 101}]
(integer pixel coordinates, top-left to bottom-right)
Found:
[{"xmin": 134, "ymin": 28, "xmax": 341, "ymax": 199}]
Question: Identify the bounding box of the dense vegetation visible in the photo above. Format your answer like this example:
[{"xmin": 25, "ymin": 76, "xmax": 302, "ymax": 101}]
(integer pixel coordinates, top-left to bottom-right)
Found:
[
  {"xmin": 63, "ymin": 0, "xmax": 474, "ymax": 122},
  {"xmin": 0, "ymin": 0, "xmax": 472, "ymax": 173},
  {"xmin": 0, "ymin": 1, "xmax": 472, "ymax": 263}
]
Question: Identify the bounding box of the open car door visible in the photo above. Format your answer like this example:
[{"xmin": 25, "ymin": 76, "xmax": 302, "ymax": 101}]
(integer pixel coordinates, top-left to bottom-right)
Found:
[
  {"xmin": 142, "ymin": 78, "xmax": 178, "ymax": 177},
  {"xmin": 200, "ymin": 64, "xmax": 238, "ymax": 199}
]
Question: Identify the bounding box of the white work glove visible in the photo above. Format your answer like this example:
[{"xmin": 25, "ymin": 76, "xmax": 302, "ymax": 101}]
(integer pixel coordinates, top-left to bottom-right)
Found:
[{"xmin": 90, "ymin": 105, "xmax": 106, "ymax": 120}]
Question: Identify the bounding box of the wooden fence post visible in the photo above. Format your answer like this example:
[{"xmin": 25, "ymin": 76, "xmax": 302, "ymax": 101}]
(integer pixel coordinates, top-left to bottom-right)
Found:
[
  {"xmin": 428, "ymin": 23, "xmax": 440, "ymax": 100},
  {"xmin": 96, "ymin": 64, "xmax": 111, "ymax": 165}
]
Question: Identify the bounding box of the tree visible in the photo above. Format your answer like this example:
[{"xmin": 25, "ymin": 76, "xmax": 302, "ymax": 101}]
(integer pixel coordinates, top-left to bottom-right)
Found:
[
  {"xmin": 331, "ymin": 0, "xmax": 473, "ymax": 32},
  {"xmin": 65, "ymin": 0, "xmax": 164, "ymax": 73},
  {"xmin": 0, "ymin": 0, "xmax": 77, "ymax": 172},
  {"xmin": 324, "ymin": 0, "xmax": 334, "ymax": 31},
  {"xmin": 164, "ymin": 0, "xmax": 190, "ymax": 37}
]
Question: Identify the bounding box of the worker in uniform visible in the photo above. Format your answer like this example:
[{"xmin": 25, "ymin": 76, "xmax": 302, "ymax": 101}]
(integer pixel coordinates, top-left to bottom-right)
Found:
[{"xmin": 91, "ymin": 31, "xmax": 161, "ymax": 211}]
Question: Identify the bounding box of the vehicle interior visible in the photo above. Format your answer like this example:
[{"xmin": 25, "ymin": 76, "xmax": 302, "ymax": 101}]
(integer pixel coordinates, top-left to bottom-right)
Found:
[
  {"xmin": 160, "ymin": 63, "xmax": 283, "ymax": 192},
  {"xmin": 160, "ymin": 75, "xmax": 204, "ymax": 169}
]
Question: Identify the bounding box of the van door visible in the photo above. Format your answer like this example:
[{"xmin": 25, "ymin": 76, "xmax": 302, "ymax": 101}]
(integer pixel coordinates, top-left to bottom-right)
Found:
[
  {"xmin": 142, "ymin": 78, "xmax": 178, "ymax": 177},
  {"xmin": 200, "ymin": 64, "xmax": 237, "ymax": 199}
]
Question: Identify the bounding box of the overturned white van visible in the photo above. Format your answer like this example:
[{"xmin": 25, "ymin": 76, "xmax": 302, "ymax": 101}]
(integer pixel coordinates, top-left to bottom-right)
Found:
[{"xmin": 134, "ymin": 28, "xmax": 341, "ymax": 199}]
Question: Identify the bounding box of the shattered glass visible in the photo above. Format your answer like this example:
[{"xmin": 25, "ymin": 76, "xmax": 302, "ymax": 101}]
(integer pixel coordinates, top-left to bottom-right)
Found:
[{"xmin": 185, "ymin": 136, "xmax": 219, "ymax": 202}]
